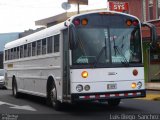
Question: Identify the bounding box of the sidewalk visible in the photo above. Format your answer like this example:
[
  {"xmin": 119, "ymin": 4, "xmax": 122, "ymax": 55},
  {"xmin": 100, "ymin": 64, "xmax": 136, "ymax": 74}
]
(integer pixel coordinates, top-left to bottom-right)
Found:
[
  {"xmin": 146, "ymin": 82, "xmax": 160, "ymax": 91},
  {"xmin": 136, "ymin": 83, "xmax": 160, "ymax": 101}
]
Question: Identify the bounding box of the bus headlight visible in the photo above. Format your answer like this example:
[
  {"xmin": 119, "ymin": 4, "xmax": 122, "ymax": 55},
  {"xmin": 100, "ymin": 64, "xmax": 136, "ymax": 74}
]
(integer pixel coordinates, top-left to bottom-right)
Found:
[
  {"xmin": 137, "ymin": 81, "xmax": 142, "ymax": 89},
  {"xmin": 76, "ymin": 84, "xmax": 83, "ymax": 92},
  {"xmin": 84, "ymin": 85, "xmax": 90, "ymax": 91}
]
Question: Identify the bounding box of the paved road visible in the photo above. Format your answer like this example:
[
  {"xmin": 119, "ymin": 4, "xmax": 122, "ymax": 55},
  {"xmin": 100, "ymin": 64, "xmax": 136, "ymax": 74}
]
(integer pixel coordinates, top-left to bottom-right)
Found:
[{"xmin": 0, "ymin": 89, "xmax": 160, "ymax": 120}]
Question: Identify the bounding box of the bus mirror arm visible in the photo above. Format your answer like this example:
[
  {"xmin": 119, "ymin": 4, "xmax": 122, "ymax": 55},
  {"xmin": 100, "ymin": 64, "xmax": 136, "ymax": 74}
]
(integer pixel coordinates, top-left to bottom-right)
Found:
[
  {"xmin": 142, "ymin": 22, "xmax": 157, "ymax": 48},
  {"xmin": 68, "ymin": 24, "xmax": 78, "ymax": 50}
]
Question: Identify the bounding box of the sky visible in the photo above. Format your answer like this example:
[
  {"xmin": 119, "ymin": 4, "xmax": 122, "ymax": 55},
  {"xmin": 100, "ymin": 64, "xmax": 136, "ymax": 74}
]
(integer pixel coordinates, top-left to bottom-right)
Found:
[{"xmin": 0, "ymin": 0, "xmax": 108, "ymax": 33}]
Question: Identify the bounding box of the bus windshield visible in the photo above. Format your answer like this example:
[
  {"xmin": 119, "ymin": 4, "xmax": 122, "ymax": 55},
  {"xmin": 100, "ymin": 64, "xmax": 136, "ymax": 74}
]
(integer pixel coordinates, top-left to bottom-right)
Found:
[{"xmin": 72, "ymin": 26, "xmax": 142, "ymax": 67}]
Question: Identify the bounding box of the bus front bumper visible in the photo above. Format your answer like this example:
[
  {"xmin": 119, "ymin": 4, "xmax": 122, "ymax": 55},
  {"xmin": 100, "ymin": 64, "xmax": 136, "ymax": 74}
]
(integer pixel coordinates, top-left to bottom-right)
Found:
[{"xmin": 71, "ymin": 90, "xmax": 146, "ymax": 101}]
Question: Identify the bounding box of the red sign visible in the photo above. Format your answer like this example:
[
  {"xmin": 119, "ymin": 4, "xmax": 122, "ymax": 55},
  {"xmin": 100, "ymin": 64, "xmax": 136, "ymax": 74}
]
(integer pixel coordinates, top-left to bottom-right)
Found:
[{"xmin": 109, "ymin": 2, "xmax": 129, "ymax": 12}]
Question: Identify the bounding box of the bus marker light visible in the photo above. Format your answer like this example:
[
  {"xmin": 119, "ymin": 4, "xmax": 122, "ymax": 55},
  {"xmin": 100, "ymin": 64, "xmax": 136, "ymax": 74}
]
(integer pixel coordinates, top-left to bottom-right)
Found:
[
  {"xmin": 81, "ymin": 19, "xmax": 88, "ymax": 26},
  {"xmin": 73, "ymin": 19, "xmax": 80, "ymax": 26},
  {"xmin": 133, "ymin": 69, "xmax": 138, "ymax": 76},
  {"xmin": 126, "ymin": 20, "xmax": 132, "ymax": 26},
  {"xmin": 81, "ymin": 71, "xmax": 88, "ymax": 78},
  {"xmin": 131, "ymin": 83, "xmax": 137, "ymax": 89},
  {"xmin": 133, "ymin": 20, "xmax": 139, "ymax": 26}
]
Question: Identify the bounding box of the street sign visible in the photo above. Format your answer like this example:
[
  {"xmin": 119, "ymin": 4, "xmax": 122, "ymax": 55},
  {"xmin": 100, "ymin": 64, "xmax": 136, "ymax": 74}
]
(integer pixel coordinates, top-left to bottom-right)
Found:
[
  {"xmin": 109, "ymin": 2, "xmax": 129, "ymax": 12},
  {"xmin": 62, "ymin": 2, "xmax": 71, "ymax": 10},
  {"xmin": 68, "ymin": 0, "xmax": 88, "ymax": 5}
]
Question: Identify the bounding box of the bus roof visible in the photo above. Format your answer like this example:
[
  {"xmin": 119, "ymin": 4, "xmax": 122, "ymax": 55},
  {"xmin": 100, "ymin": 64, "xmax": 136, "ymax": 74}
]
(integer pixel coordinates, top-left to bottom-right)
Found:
[
  {"xmin": 68, "ymin": 10, "xmax": 140, "ymax": 22},
  {"xmin": 5, "ymin": 10, "xmax": 140, "ymax": 50},
  {"xmin": 5, "ymin": 22, "xmax": 67, "ymax": 50}
]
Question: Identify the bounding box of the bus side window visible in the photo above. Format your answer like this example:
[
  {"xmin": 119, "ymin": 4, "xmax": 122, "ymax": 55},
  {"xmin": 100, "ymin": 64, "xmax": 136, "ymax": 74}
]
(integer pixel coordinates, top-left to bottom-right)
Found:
[
  {"xmin": 17, "ymin": 47, "xmax": 19, "ymax": 59},
  {"xmin": 32, "ymin": 42, "xmax": 36, "ymax": 56},
  {"xmin": 11, "ymin": 48, "xmax": 13, "ymax": 60},
  {"xmin": 28, "ymin": 43, "xmax": 31, "ymax": 57},
  {"xmin": 8, "ymin": 49, "xmax": 11, "ymax": 60},
  {"xmin": 54, "ymin": 34, "xmax": 60, "ymax": 53},
  {"xmin": 47, "ymin": 36, "xmax": 53, "ymax": 53},
  {"xmin": 5, "ymin": 50, "xmax": 8, "ymax": 61},
  {"xmin": 24, "ymin": 44, "xmax": 28, "ymax": 58},
  {"xmin": 37, "ymin": 40, "xmax": 42, "ymax": 56},
  {"xmin": 20, "ymin": 45, "xmax": 24, "ymax": 58},
  {"xmin": 14, "ymin": 48, "xmax": 17, "ymax": 59},
  {"xmin": 42, "ymin": 38, "xmax": 46, "ymax": 54}
]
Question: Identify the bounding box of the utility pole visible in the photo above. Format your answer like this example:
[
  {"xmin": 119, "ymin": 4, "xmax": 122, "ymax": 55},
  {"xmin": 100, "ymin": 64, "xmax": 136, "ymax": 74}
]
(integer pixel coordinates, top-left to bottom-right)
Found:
[{"xmin": 68, "ymin": 0, "xmax": 88, "ymax": 14}]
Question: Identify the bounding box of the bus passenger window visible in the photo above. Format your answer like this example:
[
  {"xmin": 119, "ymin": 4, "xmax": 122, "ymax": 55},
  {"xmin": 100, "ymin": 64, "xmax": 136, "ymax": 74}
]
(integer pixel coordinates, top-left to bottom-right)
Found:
[
  {"xmin": 8, "ymin": 49, "xmax": 11, "ymax": 60},
  {"xmin": 54, "ymin": 34, "xmax": 60, "ymax": 53},
  {"xmin": 47, "ymin": 36, "xmax": 53, "ymax": 53},
  {"xmin": 28, "ymin": 43, "xmax": 31, "ymax": 57},
  {"xmin": 37, "ymin": 40, "xmax": 42, "ymax": 55},
  {"xmin": 5, "ymin": 50, "xmax": 8, "ymax": 61},
  {"xmin": 32, "ymin": 42, "xmax": 36, "ymax": 56},
  {"xmin": 14, "ymin": 48, "xmax": 17, "ymax": 59},
  {"xmin": 11, "ymin": 49, "xmax": 13, "ymax": 60},
  {"xmin": 20, "ymin": 46, "xmax": 24, "ymax": 58},
  {"xmin": 42, "ymin": 38, "xmax": 46, "ymax": 54},
  {"xmin": 17, "ymin": 47, "xmax": 19, "ymax": 59},
  {"xmin": 24, "ymin": 44, "xmax": 28, "ymax": 57}
]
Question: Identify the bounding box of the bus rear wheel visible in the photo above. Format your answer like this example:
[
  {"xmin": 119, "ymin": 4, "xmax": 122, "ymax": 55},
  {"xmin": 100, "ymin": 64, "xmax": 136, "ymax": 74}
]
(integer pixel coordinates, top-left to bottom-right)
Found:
[
  {"xmin": 47, "ymin": 82, "xmax": 62, "ymax": 110},
  {"xmin": 108, "ymin": 99, "xmax": 121, "ymax": 107},
  {"xmin": 12, "ymin": 79, "xmax": 20, "ymax": 98}
]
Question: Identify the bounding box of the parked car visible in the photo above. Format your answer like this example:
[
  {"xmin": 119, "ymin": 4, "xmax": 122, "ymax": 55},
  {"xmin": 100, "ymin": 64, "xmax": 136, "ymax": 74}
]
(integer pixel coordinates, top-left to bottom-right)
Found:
[{"xmin": 0, "ymin": 69, "xmax": 6, "ymax": 89}]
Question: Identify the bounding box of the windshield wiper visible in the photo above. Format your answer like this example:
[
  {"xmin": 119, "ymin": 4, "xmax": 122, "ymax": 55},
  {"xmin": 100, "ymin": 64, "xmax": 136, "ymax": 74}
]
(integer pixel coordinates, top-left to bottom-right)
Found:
[
  {"xmin": 94, "ymin": 37, "xmax": 108, "ymax": 67},
  {"xmin": 114, "ymin": 46, "xmax": 129, "ymax": 66},
  {"xmin": 112, "ymin": 36, "xmax": 129, "ymax": 66},
  {"xmin": 94, "ymin": 46, "xmax": 106, "ymax": 67}
]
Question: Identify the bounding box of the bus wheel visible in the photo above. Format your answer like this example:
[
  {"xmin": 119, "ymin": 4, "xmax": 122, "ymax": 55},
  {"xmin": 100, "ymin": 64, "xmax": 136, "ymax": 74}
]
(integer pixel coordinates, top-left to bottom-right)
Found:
[
  {"xmin": 108, "ymin": 99, "xmax": 121, "ymax": 107},
  {"xmin": 12, "ymin": 79, "xmax": 20, "ymax": 98},
  {"xmin": 47, "ymin": 82, "xmax": 62, "ymax": 110}
]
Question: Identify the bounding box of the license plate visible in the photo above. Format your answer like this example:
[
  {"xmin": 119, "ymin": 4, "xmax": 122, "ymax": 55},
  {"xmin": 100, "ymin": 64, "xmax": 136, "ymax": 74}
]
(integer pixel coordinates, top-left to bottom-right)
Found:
[{"xmin": 107, "ymin": 84, "xmax": 117, "ymax": 90}]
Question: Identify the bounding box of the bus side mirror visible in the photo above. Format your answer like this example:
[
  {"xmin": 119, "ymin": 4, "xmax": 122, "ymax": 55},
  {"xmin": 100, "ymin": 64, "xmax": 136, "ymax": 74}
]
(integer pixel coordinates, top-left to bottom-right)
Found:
[
  {"xmin": 142, "ymin": 22, "xmax": 157, "ymax": 48},
  {"xmin": 69, "ymin": 24, "xmax": 78, "ymax": 50}
]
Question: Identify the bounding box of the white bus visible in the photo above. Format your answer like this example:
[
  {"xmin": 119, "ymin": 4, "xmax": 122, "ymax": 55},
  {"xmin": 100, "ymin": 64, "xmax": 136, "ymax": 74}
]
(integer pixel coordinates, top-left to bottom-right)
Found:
[{"xmin": 4, "ymin": 11, "xmax": 157, "ymax": 110}]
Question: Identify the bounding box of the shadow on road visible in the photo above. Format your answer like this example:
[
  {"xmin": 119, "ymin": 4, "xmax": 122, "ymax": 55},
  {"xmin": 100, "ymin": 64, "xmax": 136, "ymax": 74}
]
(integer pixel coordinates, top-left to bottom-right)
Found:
[{"xmin": 17, "ymin": 93, "xmax": 142, "ymax": 114}]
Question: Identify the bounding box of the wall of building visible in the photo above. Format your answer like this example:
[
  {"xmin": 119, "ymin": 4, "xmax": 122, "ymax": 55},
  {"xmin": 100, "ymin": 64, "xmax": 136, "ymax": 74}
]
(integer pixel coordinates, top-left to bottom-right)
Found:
[{"xmin": 108, "ymin": 0, "xmax": 160, "ymax": 22}]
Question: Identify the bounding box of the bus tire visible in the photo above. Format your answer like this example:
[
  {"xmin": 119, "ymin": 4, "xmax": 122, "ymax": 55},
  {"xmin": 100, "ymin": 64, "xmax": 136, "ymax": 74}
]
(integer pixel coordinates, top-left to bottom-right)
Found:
[
  {"xmin": 47, "ymin": 81, "xmax": 62, "ymax": 111},
  {"xmin": 108, "ymin": 99, "xmax": 121, "ymax": 107},
  {"xmin": 12, "ymin": 78, "xmax": 20, "ymax": 98}
]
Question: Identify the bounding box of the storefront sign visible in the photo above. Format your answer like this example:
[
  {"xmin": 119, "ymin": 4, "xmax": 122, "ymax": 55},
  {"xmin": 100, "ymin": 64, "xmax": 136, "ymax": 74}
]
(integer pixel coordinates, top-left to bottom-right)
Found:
[
  {"xmin": 109, "ymin": 2, "xmax": 129, "ymax": 12},
  {"xmin": 68, "ymin": 0, "xmax": 88, "ymax": 5}
]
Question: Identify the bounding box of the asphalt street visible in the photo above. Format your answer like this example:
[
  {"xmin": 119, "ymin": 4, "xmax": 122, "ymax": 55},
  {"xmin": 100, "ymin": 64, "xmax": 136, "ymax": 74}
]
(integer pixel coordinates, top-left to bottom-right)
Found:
[{"xmin": 0, "ymin": 89, "xmax": 160, "ymax": 120}]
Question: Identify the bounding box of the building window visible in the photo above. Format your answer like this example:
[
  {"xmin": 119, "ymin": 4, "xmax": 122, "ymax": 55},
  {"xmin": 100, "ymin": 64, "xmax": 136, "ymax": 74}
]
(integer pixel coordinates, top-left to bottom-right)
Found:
[
  {"xmin": 149, "ymin": 0, "xmax": 153, "ymax": 20},
  {"xmin": 158, "ymin": 0, "xmax": 160, "ymax": 19}
]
